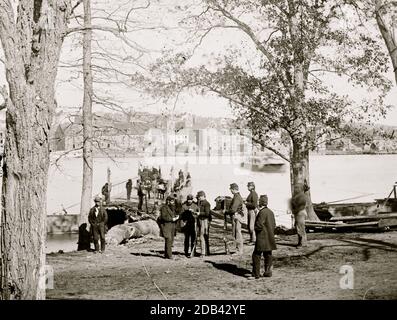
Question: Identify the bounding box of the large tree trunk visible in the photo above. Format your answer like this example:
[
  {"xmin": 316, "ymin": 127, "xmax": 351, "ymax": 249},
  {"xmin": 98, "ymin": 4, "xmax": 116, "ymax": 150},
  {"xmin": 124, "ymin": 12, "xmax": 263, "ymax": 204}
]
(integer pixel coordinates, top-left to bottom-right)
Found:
[
  {"xmin": 0, "ymin": 0, "xmax": 71, "ymax": 300},
  {"xmin": 287, "ymin": 5, "xmax": 318, "ymax": 222},
  {"xmin": 79, "ymin": 0, "xmax": 94, "ymax": 226},
  {"xmin": 375, "ymin": 0, "xmax": 397, "ymax": 85},
  {"xmin": 290, "ymin": 139, "xmax": 319, "ymax": 221}
]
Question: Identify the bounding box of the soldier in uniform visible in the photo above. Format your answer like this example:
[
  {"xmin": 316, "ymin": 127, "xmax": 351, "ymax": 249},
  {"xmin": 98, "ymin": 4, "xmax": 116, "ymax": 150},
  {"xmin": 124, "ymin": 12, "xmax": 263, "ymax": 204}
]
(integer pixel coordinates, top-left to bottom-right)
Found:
[
  {"xmin": 126, "ymin": 179, "xmax": 132, "ymax": 200},
  {"xmin": 245, "ymin": 181, "xmax": 258, "ymax": 244},
  {"xmin": 136, "ymin": 179, "xmax": 144, "ymax": 211},
  {"xmin": 88, "ymin": 195, "xmax": 108, "ymax": 253},
  {"xmin": 159, "ymin": 196, "xmax": 179, "ymax": 259},
  {"xmin": 225, "ymin": 183, "xmax": 244, "ymax": 255},
  {"xmin": 196, "ymin": 190, "xmax": 211, "ymax": 257},
  {"xmin": 101, "ymin": 183, "xmax": 110, "ymax": 204},
  {"xmin": 180, "ymin": 194, "xmax": 199, "ymax": 257},
  {"xmin": 248, "ymin": 195, "xmax": 277, "ymax": 279}
]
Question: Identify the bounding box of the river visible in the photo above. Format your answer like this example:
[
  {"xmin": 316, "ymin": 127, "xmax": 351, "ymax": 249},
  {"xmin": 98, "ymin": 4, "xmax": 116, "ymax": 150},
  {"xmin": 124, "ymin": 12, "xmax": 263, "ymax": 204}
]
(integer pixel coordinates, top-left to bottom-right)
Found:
[{"xmin": 46, "ymin": 154, "xmax": 397, "ymax": 253}]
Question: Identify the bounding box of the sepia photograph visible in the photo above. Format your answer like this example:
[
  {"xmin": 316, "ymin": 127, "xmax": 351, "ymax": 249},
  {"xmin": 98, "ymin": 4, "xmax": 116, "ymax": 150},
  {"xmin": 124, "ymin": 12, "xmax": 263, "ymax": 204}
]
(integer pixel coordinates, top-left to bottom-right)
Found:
[{"xmin": 0, "ymin": 0, "xmax": 396, "ymax": 308}]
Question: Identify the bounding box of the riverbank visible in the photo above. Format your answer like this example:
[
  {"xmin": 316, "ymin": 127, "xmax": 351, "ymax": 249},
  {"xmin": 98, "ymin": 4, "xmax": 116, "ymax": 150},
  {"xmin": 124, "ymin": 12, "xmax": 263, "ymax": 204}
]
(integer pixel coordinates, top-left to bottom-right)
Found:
[{"xmin": 47, "ymin": 216, "xmax": 397, "ymax": 300}]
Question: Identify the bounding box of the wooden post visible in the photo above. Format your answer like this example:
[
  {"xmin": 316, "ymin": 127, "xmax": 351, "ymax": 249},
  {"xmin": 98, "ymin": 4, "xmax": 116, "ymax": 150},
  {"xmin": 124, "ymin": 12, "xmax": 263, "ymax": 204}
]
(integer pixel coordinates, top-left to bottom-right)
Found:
[{"xmin": 107, "ymin": 167, "xmax": 112, "ymax": 202}]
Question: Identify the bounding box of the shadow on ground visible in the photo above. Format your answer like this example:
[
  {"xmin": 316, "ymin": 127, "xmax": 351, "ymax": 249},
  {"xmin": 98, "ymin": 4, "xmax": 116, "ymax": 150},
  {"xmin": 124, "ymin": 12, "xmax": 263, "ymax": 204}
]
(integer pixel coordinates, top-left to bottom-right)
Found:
[{"xmin": 205, "ymin": 260, "xmax": 251, "ymax": 278}]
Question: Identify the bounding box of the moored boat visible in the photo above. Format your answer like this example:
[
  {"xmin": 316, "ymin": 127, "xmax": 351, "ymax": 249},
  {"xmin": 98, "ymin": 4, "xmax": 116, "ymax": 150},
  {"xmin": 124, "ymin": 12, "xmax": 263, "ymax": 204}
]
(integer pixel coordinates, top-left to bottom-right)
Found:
[{"xmin": 240, "ymin": 152, "xmax": 287, "ymax": 172}]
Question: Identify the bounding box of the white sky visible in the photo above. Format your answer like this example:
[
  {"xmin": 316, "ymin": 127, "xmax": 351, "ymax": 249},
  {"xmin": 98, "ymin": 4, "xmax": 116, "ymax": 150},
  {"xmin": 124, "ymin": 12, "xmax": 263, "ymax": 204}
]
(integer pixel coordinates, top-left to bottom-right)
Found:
[{"xmin": 1, "ymin": 0, "xmax": 396, "ymax": 125}]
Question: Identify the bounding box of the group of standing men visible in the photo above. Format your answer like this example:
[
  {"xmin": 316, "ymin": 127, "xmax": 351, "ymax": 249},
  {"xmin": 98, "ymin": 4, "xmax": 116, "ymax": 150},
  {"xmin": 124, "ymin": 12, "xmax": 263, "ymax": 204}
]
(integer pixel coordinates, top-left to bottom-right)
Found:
[
  {"xmin": 157, "ymin": 180, "xmax": 308, "ymax": 280},
  {"xmin": 158, "ymin": 190, "xmax": 211, "ymax": 259},
  {"xmin": 222, "ymin": 182, "xmax": 277, "ymax": 279},
  {"xmin": 87, "ymin": 176, "xmax": 308, "ymax": 280}
]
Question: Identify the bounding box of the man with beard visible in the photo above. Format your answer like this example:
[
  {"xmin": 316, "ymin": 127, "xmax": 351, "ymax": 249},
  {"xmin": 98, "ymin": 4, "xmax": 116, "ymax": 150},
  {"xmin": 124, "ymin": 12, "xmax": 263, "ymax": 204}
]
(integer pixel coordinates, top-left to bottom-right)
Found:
[{"xmin": 159, "ymin": 196, "xmax": 179, "ymax": 259}]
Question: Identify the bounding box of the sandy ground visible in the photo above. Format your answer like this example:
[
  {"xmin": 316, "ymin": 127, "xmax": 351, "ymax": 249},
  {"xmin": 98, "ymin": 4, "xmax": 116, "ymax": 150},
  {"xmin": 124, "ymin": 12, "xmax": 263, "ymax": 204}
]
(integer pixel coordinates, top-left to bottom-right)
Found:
[{"xmin": 47, "ymin": 217, "xmax": 397, "ymax": 300}]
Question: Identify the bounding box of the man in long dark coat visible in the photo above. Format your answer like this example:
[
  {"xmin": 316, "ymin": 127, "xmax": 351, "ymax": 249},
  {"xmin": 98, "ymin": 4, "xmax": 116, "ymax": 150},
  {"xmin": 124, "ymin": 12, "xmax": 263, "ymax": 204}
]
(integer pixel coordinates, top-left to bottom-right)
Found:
[
  {"xmin": 159, "ymin": 196, "xmax": 179, "ymax": 259},
  {"xmin": 248, "ymin": 194, "xmax": 277, "ymax": 279},
  {"xmin": 88, "ymin": 195, "xmax": 108, "ymax": 253}
]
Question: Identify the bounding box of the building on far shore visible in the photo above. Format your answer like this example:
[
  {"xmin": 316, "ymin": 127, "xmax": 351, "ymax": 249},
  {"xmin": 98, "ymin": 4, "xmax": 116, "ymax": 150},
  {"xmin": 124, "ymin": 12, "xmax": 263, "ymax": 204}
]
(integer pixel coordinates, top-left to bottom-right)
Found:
[{"xmin": 48, "ymin": 110, "xmax": 397, "ymax": 157}]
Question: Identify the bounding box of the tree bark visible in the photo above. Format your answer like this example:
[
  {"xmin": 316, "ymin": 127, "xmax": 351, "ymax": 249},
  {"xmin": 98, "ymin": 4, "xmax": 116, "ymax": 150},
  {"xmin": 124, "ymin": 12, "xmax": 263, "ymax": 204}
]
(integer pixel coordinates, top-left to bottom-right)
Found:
[
  {"xmin": 374, "ymin": 0, "xmax": 397, "ymax": 85},
  {"xmin": 0, "ymin": 0, "xmax": 71, "ymax": 300},
  {"xmin": 79, "ymin": 0, "xmax": 94, "ymax": 226}
]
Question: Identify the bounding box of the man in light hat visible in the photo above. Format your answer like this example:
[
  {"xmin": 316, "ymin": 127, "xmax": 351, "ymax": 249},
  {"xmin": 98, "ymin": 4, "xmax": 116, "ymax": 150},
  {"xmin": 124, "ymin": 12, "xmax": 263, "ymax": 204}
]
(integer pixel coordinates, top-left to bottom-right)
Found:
[
  {"xmin": 88, "ymin": 195, "xmax": 108, "ymax": 253},
  {"xmin": 181, "ymin": 194, "xmax": 199, "ymax": 257},
  {"xmin": 196, "ymin": 191, "xmax": 212, "ymax": 257},
  {"xmin": 248, "ymin": 194, "xmax": 276, "ymax": 279},
  {"xmin": 226, "ymin": 183, "xmax": 244, "ymax": 255},
  {"xmin": 245, "ymin": 181, "xmax": 258, "ymax": 244},
  {"xmin": 159, "ymin": 195, "xmax": 179, "ymax": 259}
]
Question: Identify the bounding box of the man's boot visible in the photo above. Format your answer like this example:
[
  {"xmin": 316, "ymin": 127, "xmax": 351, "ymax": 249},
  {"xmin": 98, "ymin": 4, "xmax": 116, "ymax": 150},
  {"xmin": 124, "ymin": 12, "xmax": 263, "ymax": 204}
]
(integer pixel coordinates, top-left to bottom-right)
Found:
[
  {"xmin": 263, "ymin": 254, "xmax": 273, "ymax": 277},
  {"xmin": 296, "ymin": 235, "xmax": 302, "ymax": 248}
]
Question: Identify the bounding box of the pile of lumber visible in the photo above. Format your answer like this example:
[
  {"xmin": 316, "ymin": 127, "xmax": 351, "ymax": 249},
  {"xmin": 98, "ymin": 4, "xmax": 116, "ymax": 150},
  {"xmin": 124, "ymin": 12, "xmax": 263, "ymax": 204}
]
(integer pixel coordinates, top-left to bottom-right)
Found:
[{"xmin": 306, "ymin": 213, "xmax": 397, "ymax": 231}]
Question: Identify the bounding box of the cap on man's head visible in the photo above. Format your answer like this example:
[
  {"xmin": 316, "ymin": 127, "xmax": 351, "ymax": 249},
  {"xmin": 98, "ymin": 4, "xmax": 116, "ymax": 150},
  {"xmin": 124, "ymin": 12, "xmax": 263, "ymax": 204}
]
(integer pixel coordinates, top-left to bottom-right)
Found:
[
  {"xmin": 166, "ymin": 195, "xmax": 175, "ymax": 202},
  {"xmin": 94, "ymin": 195, "xmax": 102, "ymax": 202},
  {"xmin": 196, "ymin": 190, "xmax": 206, "ymax": 198},
  {"xmin": 247, "ymin": 182, "xmax": 255, "ymax": 188},
  {"xmin": 259, "ymin": 194, "xmax": 268, "ymax": 206},
  {"xmin": 230, "ymin": 183, "xmax": 239, "ymax": 190},
  {"xmin": 187, "ymin": 194, "xmax": 194, "ymax": 200}
]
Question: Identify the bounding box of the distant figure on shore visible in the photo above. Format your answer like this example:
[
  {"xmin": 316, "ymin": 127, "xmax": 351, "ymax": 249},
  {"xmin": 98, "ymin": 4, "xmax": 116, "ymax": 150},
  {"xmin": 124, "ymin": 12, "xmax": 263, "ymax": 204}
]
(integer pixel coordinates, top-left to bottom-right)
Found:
[
  {"xmin": 245, "ymin": 181, "xmax": 258, "ymax": 245},
  {"xmin": 178, "ymin": 169, "xmax": 184, "ymax": 184},
  {"xmin": 291, "ymin": 189, "xmax": 308, "ymax": 248},
  {"xmin": 159, "ymin": 196, "xmax": 179, "ymax": 259},
  {"xmin": 136, "ymin": 179, "xmax": 144, "ymax": 211},
  {"xmin": 126, "ymin": 179, "xmax": 132, "ymax": 200},
  {"xmin": 88, "ymin": 196, "xmax": 108, "ymax": 254},
  {"xmin": 185, "ymin": 172, "xmax": 191, "ymax": 186},
  {"xmin": 226, "ymin": 183, "xmax": 244, "ymax": 255},
  {"xmin": 248, "ymin": 195, "xmax": 277, "ymax": 280},
  {"xmin": 157, "ymin": 179, "xmax": 166, "ymax": 200},
  {"xmin": 101, "ymin": 183, "xmax": 110, "ymax": 204}
]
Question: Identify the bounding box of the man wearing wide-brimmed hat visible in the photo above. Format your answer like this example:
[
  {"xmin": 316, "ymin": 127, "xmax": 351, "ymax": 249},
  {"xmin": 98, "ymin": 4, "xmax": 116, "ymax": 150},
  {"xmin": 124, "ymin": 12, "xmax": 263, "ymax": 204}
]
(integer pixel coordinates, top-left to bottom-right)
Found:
[
  {"xmin": 88, "ymin": 195, "xmax": 108, "ymax": 253},
  {"xmin": 248, "ymin": 194, "xmax": 276, "ymax": 280},
  {"xmin": 226, "ymin": 183, "xmax": 244, "ymax": 255},
  {"xmin": 245, "ymin": 181, "xmax": 258, "ymax": 245}
]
